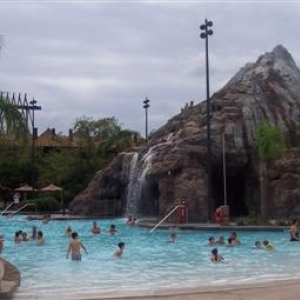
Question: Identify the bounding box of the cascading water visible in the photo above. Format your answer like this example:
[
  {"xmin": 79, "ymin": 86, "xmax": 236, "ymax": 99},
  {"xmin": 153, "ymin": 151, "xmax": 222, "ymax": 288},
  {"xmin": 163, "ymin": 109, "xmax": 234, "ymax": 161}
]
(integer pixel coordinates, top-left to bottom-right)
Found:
[
  {"xmin": 125, "ymin": 147, "xmax": 157, "ymax": 217},
  {"xmin": 126, "ymin": 152, "xmax": 140, "ymax": 215}
]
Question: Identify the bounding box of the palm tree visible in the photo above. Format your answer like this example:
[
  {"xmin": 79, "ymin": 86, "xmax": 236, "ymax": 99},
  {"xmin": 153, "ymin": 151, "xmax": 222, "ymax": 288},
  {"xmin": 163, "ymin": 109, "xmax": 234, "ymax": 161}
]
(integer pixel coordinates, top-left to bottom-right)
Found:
[
  {"xmin": 256, "ymin": 120, "xmax": 284, "ymax": 219},
  {"xmin": 0, "ymin": 94, "xmax": 29, "ymax": 141}
]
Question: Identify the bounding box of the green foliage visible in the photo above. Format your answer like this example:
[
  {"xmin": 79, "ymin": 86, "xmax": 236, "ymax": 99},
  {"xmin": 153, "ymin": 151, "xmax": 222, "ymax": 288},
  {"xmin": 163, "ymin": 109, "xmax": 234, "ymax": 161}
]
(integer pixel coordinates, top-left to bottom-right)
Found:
[
  {"xmin": 0, "ymin": 95, "xmax": 29, "ymax": 136},
  {"xmin": 21, "ymin": 197, "xmax": 60, "ymax": 212},
  {"xmin": 257, "ymin": 120, "xmax": 284, "ymax": 161},
  {"xmin": 0, "ymin": 114, "xmax": 142, "ymax": 207}
]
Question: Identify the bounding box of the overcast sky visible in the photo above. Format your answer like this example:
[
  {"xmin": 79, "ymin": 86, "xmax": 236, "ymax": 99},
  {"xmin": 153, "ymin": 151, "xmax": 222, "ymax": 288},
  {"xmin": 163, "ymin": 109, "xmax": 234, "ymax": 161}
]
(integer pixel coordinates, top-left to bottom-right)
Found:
[{"xmin": 0, "ymin": 1, "xmax": 299, "ymax": 137}]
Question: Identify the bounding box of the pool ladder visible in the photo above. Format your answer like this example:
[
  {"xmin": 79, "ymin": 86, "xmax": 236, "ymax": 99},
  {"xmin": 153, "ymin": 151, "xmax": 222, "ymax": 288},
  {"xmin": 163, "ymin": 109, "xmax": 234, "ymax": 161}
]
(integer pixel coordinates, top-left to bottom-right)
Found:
[{"xmin": 149, "ymin": 205, "xmax": 187, "ymax": 233}]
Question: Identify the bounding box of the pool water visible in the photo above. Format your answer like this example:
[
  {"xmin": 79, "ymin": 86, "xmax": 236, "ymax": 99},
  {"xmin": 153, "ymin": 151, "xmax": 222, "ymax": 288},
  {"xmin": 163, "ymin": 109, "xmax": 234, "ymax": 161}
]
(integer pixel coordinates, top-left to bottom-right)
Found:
[{"xmin": 0, "ymin": 217, "xmax": 298, "ymax": 299}]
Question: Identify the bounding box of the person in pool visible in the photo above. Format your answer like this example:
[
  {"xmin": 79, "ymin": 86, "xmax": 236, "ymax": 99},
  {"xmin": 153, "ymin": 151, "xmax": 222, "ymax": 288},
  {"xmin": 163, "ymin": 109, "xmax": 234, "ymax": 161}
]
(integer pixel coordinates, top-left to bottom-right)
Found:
[
  {"xmin": 108, "ymin": 224, "xmax": 118, "ymax": 235},
  {"xmin": 66, "ymin": 232, "xmax": 88, "ymax": 261},
  {"xmin": 253, "ymin": 240, "xmax": 263, "ymax": 249},
  {"xmin": 168, "ymin": 233, "xmax": 177, "ymax": 243},
  {"xmin": 37, "ymin": 231, "xmax": 45, "ymax": 246},
  {"xmin": 289, "ymin": 219, "xmax": 300, "ymax": 241},
  {"xmin": 263, "ymin": 240, "xmax": 274, "ymax": 251},
  {"xmin": 208, "ymin": 236, "xmax": 215, "ymax": 246},
  {"xmin": 66, "ymin": 226, "xmax": 73, "ymax": 237},
  {"xmin": 229, "ymin": 232, "xmax": 240, "ymax": 245},
  {"xmin": 91, "ymin": 221, "xmax": 101, "ymax": 235},
  {"xmin": 114, "ymin": 242, "xmax": 125, "ymax": 258},
  {"xmin": 210, "ymin": 248, "xmax": 224, "ymax": 262},
  {"xmin": 216, "ymin": 236, "xmax": 225, "ymax": 245}
]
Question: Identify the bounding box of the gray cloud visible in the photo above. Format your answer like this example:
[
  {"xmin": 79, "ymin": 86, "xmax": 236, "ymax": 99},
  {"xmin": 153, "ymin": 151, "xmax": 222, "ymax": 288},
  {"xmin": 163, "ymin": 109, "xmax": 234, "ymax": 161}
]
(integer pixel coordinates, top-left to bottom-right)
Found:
[{"xmin": 0, "ymin": 1, "xmax": 299, "ymax": 136}]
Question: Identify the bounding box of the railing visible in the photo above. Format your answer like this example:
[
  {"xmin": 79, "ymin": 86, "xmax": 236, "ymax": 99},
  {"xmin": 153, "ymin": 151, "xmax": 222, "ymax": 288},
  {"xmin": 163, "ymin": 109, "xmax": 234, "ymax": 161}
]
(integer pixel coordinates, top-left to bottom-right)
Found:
[
  {"xmin": 149, "ymin": 205, "xmax": 187, "ymax": 233},
  {"xmin": 8, "ymin": 203, "xmax": 37, "ymax": 218},
  {"xmin": 0, "ymin": 202, "xmax": 15, "ymax": 216}
]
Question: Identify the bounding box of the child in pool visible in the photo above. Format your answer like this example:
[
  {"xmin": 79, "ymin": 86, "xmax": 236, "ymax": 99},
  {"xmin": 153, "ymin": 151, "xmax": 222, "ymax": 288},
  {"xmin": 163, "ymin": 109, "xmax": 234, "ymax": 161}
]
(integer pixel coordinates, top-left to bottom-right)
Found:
[{"xmin": 210, "ymin": 248, "xmax": 224, "ymax": 262}]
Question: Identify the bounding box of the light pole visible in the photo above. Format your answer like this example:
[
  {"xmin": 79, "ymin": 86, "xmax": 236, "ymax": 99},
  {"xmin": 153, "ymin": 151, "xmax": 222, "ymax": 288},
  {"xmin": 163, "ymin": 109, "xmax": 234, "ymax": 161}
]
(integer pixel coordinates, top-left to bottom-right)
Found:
[
  {"xmin": 222, "ymin": 131, "xmax": 227, "ymax": 206},
  {"xmin": 200, "ymin": 19, "xmax": 213, "ymax": 221},
  {"xmin": 143, "ymin": 97, "xmax": 150, "ymax": 144},
  {"xmin": 29, "ymin": 98, "xmax": 41, "ymax": 189}
]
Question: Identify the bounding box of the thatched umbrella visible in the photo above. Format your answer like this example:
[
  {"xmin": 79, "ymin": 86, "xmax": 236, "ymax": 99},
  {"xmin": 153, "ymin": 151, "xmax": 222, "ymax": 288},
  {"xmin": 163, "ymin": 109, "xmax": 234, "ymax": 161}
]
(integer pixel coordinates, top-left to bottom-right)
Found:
[{"xmin": 39, "ymin": 184, "xmax": 63, "ymax": 212}]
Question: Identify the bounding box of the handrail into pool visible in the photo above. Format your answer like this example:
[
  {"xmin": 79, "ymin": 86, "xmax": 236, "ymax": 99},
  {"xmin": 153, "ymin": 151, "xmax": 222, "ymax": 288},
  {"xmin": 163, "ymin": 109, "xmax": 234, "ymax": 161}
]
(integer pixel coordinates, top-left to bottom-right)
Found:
[
  {"xmin": 8, "ymin": 203, "xmax": 37, "ymax": 218},
  {"xmin": 0, "ymin": 202, "xmax": 14, "ymax": 216},
  {"xmin": 149, "ymin": 205, "xmax": 186, "ymax": 233}
]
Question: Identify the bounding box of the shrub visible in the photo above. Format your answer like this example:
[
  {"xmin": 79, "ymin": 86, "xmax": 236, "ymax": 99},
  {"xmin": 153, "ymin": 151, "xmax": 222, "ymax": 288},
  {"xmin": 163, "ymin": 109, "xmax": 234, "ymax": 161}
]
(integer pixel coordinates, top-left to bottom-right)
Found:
[{"xmin": 21, "ymin": 197, "xmax": 60, "ymax": 212}]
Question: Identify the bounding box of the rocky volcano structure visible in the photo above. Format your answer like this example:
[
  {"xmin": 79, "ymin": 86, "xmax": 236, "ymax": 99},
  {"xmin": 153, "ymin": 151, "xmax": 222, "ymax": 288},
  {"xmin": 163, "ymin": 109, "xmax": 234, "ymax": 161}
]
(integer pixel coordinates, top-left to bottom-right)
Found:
[{"xmin": 69, "ymin": 45, "xmax": 300, "ymax": 221}]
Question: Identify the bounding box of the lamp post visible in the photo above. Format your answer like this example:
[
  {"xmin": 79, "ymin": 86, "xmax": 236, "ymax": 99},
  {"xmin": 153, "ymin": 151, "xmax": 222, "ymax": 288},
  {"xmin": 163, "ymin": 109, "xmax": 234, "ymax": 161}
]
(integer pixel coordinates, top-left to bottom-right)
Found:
[
  {"xmin": 222, "ymin": 131, "xmax": 227, "ymax": 206},
  {"xmin": 143, "ymin": 97, "xmax": 150, "ymax": 144},
  {"xmin": 200, "ymin": 19, "xmax": 213, "ymax": 221},
  {"xmin": 29, "ymin": 98, "xmax": 41, "ymax": 189}
]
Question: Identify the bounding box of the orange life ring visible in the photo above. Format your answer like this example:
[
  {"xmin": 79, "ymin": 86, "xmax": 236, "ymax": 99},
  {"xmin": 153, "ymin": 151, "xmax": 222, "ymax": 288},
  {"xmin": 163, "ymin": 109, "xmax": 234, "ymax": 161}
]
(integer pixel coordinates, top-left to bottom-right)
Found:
[{"xmin": 214, "ymin": 207, "xmax": 222, "ymax": 222}]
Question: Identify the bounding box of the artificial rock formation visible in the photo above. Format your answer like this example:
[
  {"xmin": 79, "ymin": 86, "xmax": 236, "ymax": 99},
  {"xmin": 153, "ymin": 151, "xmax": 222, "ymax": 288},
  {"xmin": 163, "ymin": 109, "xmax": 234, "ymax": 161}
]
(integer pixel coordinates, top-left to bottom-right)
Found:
[{"xmin": 69, "ymin": 45, "xmax": 300, "ymax": 221}]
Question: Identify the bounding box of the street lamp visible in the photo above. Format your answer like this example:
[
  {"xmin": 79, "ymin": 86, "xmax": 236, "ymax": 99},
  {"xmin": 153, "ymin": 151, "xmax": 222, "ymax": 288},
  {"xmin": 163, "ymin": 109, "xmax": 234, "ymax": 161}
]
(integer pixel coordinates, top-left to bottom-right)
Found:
[
  {"xmin": 222, "ymin": 131, "xmax": 227, "ymax": 207},
  {"xmin": 200, "ymin": 19, "xmax": 213, "ymax": 221},
  {"xmin": 29, "ymin": 97, "xmax": 41, "ymax": 189},
  {"xmin": 143, "ymin": 97, "xmax": 150, "ymax": 144}
]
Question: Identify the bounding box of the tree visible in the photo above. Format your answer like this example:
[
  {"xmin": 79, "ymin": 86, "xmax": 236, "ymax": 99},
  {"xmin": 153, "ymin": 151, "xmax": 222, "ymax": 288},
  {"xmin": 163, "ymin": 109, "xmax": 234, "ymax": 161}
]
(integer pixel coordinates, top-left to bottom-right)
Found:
[
  {"xmin": 256, "ymin": 120, "xmax": 284, "ymax": 219},
  {"xmin": 0, "ymin": 94, "xmax": 31, "ymax": 188}
]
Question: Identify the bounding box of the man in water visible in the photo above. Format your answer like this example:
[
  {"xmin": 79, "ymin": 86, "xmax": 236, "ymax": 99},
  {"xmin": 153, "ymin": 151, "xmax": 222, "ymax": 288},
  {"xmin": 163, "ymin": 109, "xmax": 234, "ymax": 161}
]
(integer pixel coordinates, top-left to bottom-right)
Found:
[
  {"xmin": 289, "ymin": 219, "xmax": 300, "ymax": 241},
  {"xmin": 66, "ymin": 232, "xmax": 88, "ymax": 261}
]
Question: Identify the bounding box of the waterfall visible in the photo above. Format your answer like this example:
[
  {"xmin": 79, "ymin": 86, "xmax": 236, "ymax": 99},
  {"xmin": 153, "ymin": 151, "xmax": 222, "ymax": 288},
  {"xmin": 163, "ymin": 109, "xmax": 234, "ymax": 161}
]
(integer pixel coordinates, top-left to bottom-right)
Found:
[
  {"xmin": 126, "ymin": 152, "xmax": 140, "ymax": 215},
  {"xmin": 125, "ymin": 146, "xmax": 158, "ymax": 216}
]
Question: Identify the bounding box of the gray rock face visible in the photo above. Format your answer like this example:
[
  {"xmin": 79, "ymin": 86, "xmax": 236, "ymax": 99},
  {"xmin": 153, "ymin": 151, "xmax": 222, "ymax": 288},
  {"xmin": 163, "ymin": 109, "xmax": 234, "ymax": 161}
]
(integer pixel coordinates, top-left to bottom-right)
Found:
[{"xmin": 69, "ymin": 45, "xmax": 300, "ymax": 221}]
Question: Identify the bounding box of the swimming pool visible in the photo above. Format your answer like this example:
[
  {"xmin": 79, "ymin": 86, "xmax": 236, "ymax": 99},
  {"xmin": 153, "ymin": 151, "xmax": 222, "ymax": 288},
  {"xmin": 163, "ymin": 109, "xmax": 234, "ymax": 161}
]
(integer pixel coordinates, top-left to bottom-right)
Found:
[{"xmin": 1, "ymin": 217, "xmax": 298, "ymax": 299}]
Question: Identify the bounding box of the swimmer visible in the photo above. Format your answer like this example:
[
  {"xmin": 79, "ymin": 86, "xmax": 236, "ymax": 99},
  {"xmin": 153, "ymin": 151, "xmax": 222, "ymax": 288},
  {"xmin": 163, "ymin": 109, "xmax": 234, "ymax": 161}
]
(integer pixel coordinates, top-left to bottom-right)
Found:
[
  {"xmin": 14, "ymin": 231, "xmax": 22, "ymax": 244},
  {"xmin": 289, "ymin": 219, "xmax": 300, "ymax": 241},
  {"xmin": 210, "ymin": 248, "xmax": 224, "ymax": 262},
  {"xmin": 91, "ymin": 221, "xmax": 101, "ymax": 235},
  {"xmin": 126, "ymin": 215, "xmax": 136, "ymax": 226},
  {"xmin": 216, "ymin": 236, "xmax": 225, "ymax": 245},
  {"xmin": 114, "ymin": 242, "xmax": 125, "ymax": 258},
  {"xmin": 108, "ymin": 224, "xmax": 118, "ymax": 235},
  {"xmin": 66, "ymin": 226, "xmax": 73, "ymax": 237},
  {"xmin": 168, "ymin": 233, "xmax": 177, "ymax": 243},
  {"xmin": 229, "ymin": 232, "xmax": 240, "ymax": 245},
  {"xmin": 208, "ymin": 236, "xmax": 215, "ymax": 246},
  {"xmin": 263, "ymin": 240, "xmax": 274, "ymax": 251},
  {"xmin": 37, "ymin": 231, "xmax": 45, "ymax": 246},
  {"xmin": 253, "ymin": 240, "xmax": 263, "ymax": 249},
  {"xmin": 66, "ymin": 232, "xmax": 88, "ymax": 261}
]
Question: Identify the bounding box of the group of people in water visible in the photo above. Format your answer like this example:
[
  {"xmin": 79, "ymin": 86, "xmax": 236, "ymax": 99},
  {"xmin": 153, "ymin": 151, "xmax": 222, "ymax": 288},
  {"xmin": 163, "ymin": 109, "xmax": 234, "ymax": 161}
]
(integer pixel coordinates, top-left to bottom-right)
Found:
[
  {"xmin": 13, "ymin": 226, "xmax": 45, "ymax": 246},
  {"xmin": 65, "ymin": 221, "xmax": 125, "ymax": 261},
  {"xmin": 167, "ymin": 220, "xmax": 300, "ymax": 263},
  {"xmin": 5, "ymin": 216, "xmax": 300, "ymax": 263}
]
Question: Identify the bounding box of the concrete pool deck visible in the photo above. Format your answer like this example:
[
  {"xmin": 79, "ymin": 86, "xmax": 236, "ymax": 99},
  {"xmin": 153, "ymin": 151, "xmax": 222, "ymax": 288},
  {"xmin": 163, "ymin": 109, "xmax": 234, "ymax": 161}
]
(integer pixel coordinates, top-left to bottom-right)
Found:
[
  {"xmin": 51, "ymin": 279, "xmax": 300, "ymax": 300},
  {"xmin": 22, "ymin": 214, "xmax": 289, "ymax": 232},
  {"xmin": 114, "ymin": 279, "xmax": 300, "ymax": 300}
]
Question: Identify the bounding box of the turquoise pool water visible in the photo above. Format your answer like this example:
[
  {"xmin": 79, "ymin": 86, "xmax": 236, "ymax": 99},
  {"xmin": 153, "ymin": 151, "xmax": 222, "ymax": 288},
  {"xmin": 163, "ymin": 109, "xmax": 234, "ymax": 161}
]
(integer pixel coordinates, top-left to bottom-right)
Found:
[{"xmin": 0, "ymin": 217, "xmax": 298, "ymax": 299}]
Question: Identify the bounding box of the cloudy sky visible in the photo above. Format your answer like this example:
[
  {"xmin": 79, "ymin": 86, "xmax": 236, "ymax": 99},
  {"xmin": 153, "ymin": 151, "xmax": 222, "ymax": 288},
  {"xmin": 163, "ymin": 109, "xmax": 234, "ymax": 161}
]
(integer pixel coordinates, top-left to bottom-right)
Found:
[{"xmin": 0, "ymin": 1, "xmax": 299, "ymax": 137}]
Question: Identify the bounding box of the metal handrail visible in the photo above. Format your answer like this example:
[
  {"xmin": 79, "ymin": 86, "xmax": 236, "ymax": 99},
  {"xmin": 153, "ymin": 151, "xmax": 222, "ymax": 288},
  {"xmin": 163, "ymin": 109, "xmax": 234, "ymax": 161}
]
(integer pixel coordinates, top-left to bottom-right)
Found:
[
  {"xmin": 0, "ymin": 202, "xmax": 15, "ymax": 216},
  {"xmin": 149, "ymin": 205, "xmax": 186, "ymax": 233},
  {"xmin": 8, "ymin": 203, "xmax": 37, "ymax": 218}
]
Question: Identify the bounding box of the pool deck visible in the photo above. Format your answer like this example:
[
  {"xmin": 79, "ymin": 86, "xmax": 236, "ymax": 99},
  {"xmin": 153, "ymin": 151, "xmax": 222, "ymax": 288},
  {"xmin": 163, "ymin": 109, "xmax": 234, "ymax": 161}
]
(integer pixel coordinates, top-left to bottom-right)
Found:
[
  {"xmin": 51, "ymin": 279, "xmax": 300, "ymax": 300},
  {"xmin": 109, "ymin": 279, "xmax": 300, "ymax": 300},
  {"xmin": 21, "ymin": 214, "xmax": 289, "ymax": 231}
]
